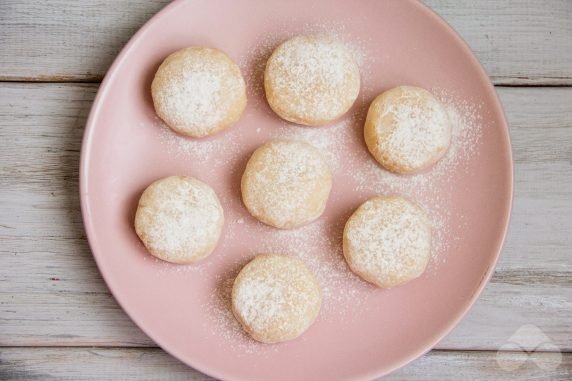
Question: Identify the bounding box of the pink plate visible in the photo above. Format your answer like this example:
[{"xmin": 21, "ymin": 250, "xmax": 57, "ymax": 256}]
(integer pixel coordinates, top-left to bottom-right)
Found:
[{"xmin": 80, "ymin": 0, "xmax": 513, "ymax": 380}]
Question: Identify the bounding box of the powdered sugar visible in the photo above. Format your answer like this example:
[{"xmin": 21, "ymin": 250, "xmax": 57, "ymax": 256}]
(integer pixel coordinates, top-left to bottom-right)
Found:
[
  {"xmin": 204, "ymin": 267, "xmax": 276, "ymax": 354},
  {"xmin": 278, "ymin": 117, "xmax": 354, "ymax": 172},
  {"xmin": 236, "ymin": 277, "xmax": 285, "ymax": 330},
  {"xmin": 162, "ymin": 70, "xmax": 223, "ymax": 129},
  {"xmin": 157, "ymin": 116, "xmax": 243, "ymax": 167},
  {"xmin": 256, "ymin": 220, "xmax": 367, "ymax": 312}
]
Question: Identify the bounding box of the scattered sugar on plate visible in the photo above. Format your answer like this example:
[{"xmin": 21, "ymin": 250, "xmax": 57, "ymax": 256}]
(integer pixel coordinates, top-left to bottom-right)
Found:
[
  {"xmin": 143, "ymin": 23, "xmax": 485, "ymax": 349},
  {"xmin": 156, "ymin": 116, "xmax": 244, "ymax": 167},
  {"xmin": 202, "ymin": 219, "xmax": 372, "ymax": 353},
  {"xmin": 350, "ymin": 90, "xmax": 483, "ymax": 271},
  {"xmin": 254, "ymin": 220, "xmax": 369, "ymax": 313},
  {"xmin": 203, "ymin": 263, "xmax": 282, "ymax": 356},
  {"xmin": 278, "ymin": 116, "xmax": 354, "ymax": 173}
]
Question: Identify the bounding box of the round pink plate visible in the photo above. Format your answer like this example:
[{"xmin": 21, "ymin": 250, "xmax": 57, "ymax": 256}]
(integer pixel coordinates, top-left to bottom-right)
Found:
[{"xmin": 80, "ymin": 0, "xmax": 513, "ymax": 380}]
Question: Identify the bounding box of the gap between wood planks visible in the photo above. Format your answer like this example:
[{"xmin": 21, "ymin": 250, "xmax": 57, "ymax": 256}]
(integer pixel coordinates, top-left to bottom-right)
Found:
[
  {"xmin": 2, "ymin": 69, "xmax": 572, "ymax": 87},
  {"xmin": 0, "ymin": 345, "xmax": 568, "ymax": 354},
  {"xmin": 2, "ymin": 77, "xmax": 572, "ymax": 87},
  {"xmin": 0, "ymin": 77, "xmax": 103, "ymax": 84}
]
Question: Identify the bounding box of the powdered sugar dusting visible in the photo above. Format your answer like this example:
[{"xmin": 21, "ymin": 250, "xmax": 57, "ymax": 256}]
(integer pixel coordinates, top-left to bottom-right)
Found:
[
  {"xmin": 256, "ymin": 220, "xmax": 368, "ymax": 312},
  {"xmin": 278, "ymin": 117, "xmax": 354, "ymax": 172},
  {"xmin": 204, "ymin": 266, "xmax": 279, "ymax": 354},
  {"xmin": 155, "ymin": 70, "xmax": 222, "ymax": 132},
  {"xmin": 156, "ymin": 117, "xmax": 243, "ymax": 167}
]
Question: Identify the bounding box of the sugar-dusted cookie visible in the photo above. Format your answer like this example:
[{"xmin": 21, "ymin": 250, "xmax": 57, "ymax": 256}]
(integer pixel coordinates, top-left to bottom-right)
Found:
[
  {"xmin": 134, "ymin": 176, "xmax": 224, "ymax": 264},
  {"xmin": 364, "ymin": 86, "xmax": 452, "ymax": 174},
  {"xmin": 264, "ymin": 34, "xmax": 360, "ymax": 126},
  {"xmin": 232, "ymin": 254, "xmax": 321, "ymax": 343},
  {"xmin": 343, "ymin": 196, "xmax": 431, "ymax": 288},
  {"xmin": 241, "ymin": 140, "xmax": 332, "ymax": 229},
  {"xmin": 152, "ymin": 47, "xmax": 246, "ymax": 138}
]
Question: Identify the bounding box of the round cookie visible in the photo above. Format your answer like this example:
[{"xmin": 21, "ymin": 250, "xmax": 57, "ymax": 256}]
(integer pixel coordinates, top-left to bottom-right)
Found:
[
  {"xmin": 343, "ymin": 196, "xmax": 431, "ymax": 288},
  {"xmin": 264, "ymin": 34, "xmax": 360, "ymax": 126},
  {"xmin": 151, "ymin": 47, "xmax": 247, "ymax": 138},
  {"xmin": 134, "ymin": 176, "xmax": 224, "ymax": 264},
  {"xmin": 241, "ymin": 140, "xmax": 332, "ymax": 229},
  {"xmin": 232, "ymin": 254, "xmax": 322, "ymax": 343},
  {"xmin": 364, "ymin": 86, "xmax": 452, "ymax": 174}
]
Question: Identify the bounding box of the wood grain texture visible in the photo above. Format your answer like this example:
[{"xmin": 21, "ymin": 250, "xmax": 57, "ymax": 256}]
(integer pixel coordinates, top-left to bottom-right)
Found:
[
  {"xmin": 0, "ymin": 348, "xmax": 569, "ymax": 380},
  {"xmin": 0, "ymin": 83, "xmax": 571, "ymax": 351},
  {"xmin": 424, "ymin": 0, "xmax": 572, "ymax": 85},
  {"xmin": 0, "ymin": 0, "xmax": 170, "ymax": 82},
  {"xmin": 0, "ymin": 0, "xmax": 571, "ymax": 84}
]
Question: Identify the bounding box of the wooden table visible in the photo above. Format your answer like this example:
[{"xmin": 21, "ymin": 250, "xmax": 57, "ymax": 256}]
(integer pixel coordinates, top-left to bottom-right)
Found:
[{"xmin": 1, "ymin": 1, "xmax": 571, "ymax": 379}]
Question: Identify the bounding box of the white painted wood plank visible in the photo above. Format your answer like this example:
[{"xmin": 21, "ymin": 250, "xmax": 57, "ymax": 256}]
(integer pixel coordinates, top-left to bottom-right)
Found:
[
  {"xmin": 424, "ymin": 0, "xmax": 572, "ymax": 85},
  {"xmin": 0, "ymin": 348, "xmax": 569, "ymax": 381},
  {"xmin": 0, "ymin": 348, "xmax": 213, "ymax": 381},
  {"xmin": 0, "ymin": 0, "xmax": 171, "ymax": 81},
  {"xmin": 0, "ymin": 84, "xmax": 571, "ymax": 350},
  {"xmin": 0, "ymin": 1, "xmax": 571, "ymax": 84}
]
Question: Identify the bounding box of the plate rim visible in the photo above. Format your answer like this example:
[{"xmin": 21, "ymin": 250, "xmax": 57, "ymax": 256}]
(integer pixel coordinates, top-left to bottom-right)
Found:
[{"xmin": 79, "ymin": 0, "xmax": 514, "ymax": 379}]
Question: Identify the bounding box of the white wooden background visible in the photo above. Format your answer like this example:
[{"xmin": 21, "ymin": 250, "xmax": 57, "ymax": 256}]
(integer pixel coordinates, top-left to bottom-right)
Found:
[{"xmin": 0, "ymin": 1, "xmax": 571, "ymax": 379}]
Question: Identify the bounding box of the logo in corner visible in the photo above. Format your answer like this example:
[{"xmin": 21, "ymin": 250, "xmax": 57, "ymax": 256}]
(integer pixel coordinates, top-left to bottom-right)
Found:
[{"xmin": 496, "ymin": 324, "xmax": 562, "ymax": 371}]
